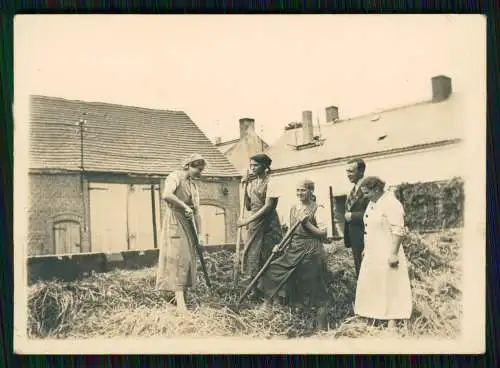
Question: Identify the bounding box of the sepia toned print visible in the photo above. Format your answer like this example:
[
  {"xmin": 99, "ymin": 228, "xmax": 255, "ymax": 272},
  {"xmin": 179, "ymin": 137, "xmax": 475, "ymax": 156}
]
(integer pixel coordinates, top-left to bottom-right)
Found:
[{"xmin": 14, "ymin": 15, "xmax": 485, "ymax": 354}]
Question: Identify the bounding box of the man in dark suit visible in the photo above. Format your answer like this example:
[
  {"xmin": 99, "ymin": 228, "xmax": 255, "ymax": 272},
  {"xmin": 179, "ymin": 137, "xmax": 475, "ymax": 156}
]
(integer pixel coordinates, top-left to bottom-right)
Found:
[{"xmin": 344, "ymin": 158, "xmax": 370, "ymax": 278}]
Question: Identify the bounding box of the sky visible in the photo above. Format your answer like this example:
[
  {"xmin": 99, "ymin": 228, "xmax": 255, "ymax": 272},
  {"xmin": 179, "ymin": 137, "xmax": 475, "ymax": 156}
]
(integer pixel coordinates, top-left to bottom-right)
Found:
[{"xmin": 15, "ymin": 14, "xmax": 485, "ymax": 145}]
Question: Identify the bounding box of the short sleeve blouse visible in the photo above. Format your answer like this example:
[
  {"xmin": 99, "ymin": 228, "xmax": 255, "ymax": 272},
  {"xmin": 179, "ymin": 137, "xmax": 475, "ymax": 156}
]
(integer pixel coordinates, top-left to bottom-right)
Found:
[
  {"xmin": 382, "ymin": 191, "xmax": 406, "ymax": 236},
  {"xmin": 162, "ymin": 170, "xmax": 200, "ymax": 209},
  {"xmin": 265, "ymin": 176, "xmax": 279, "ymax": 199}
]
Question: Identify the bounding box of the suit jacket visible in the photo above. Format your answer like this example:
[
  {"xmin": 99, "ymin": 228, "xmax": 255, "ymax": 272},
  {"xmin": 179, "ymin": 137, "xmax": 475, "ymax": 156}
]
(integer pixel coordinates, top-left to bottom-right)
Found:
[{"xmin": 343, "ymin": 181, "xmax": 370, "ymax": 249}]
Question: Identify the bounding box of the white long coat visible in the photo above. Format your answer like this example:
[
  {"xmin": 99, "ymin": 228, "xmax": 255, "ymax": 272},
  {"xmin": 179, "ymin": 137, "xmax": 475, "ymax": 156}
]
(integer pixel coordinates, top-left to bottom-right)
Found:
[{"xmin": 354, "ymin": 190, "xmax": 412, "ymax": 320}]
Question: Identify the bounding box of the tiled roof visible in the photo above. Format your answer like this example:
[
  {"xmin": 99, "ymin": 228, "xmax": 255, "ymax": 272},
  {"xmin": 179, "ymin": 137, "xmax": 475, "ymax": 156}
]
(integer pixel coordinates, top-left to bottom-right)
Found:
[
  {"xmin": 29, "ymin": 95, "xmax": 240, "ymax": 177},
  {"xmin": 265, "ymin": 93, "xmax": 464, "ymax": 172}
]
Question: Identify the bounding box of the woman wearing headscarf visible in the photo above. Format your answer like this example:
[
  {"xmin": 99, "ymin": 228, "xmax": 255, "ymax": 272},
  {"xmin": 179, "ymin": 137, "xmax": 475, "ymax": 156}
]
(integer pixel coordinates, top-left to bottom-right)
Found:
[
  {"xmin": 259, "ymin": 179, "xmax": 332, "ymax": 330},
  {"xmin": 155, "ymin": 153, "xmax": 206, "ymax": 311},
  {"xmin": 354, "ymin": 176, "xmax": 412, "ymax": 330},
  {"xmin": 237, "ymin": 153, "xmax": 282, "ymax": 299}
]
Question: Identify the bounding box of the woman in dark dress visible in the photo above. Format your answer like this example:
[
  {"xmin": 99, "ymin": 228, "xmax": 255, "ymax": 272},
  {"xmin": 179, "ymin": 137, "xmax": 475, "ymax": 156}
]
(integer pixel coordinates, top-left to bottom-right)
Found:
[
  {"xmin": 237, "ymin": 153, "xmax": 282, "ymax": 299},
  {"xmin": 259, "ymin": 179, "xmax": 332, "ymax": 330}
]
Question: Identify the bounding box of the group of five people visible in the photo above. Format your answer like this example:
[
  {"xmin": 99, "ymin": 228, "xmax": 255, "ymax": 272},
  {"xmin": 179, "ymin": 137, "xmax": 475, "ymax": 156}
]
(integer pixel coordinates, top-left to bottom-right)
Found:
[{"xmin": 155, "ymin": 152, "xmax": 412, "ymax": 332}]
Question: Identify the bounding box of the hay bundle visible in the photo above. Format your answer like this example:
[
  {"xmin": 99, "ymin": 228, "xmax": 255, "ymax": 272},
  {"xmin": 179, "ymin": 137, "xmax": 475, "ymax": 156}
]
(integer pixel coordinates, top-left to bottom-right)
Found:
[
  {"xmin": 28, "ymin": 280, "xmax": 104, "ymax": 337},
  {"xmin": 27, "ymin": 268, "xmax": 175, "ymax": 338},
  {"xmin": 402, "ymin": 231, "xmax": 445, "ymax": 280}
]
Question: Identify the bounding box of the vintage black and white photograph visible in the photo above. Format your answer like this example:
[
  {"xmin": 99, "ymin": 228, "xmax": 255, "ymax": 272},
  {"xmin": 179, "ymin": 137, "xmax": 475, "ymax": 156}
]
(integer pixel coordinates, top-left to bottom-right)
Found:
[{"xmin": 14, "ymin": 15, "xmax": 485, "ymax": 354}]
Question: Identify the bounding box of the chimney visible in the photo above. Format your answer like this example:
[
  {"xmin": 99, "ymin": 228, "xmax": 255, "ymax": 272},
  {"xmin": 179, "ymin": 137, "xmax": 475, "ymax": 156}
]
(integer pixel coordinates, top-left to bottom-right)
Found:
[
  {"xmin": 431, "ymin": 75, "xmax": 452, "ymax": 102},
  {"xmin": 325, "ymin": 106, "xmax": 339, "ymax": 122},
  {"xmin": 239, "ymin": 118, "xmax": 255, "ymax": 139},
  {"xmin": 215, "ymin": 137, "xmax": 222, "ymax": 145},
  {"xmin": 302, "ymin": 110, "xmax": 313, "ymax": 144}
]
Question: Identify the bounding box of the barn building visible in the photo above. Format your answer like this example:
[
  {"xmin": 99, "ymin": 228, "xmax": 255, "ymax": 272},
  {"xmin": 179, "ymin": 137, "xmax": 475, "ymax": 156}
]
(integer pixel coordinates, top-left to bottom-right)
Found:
[{"xmin": 28, "ymin": 95, "xmax": 241, "ymax": 256}]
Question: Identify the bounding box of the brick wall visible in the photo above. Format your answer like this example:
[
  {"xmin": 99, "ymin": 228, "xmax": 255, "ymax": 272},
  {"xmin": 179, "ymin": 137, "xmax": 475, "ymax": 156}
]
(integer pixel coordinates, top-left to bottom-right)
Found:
[
  {"xmin": 28, "ymin": 173, "xmax": 88, "ymax": 256},
  {"xmin": 28, "ymin": 172, "xmax": 240, "ymax": 256}
]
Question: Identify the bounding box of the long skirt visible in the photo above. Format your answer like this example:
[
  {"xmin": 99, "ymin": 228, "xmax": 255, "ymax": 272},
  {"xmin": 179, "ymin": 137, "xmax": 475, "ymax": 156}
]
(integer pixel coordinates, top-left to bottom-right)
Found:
[
  {"xmin": 241, "ymin": 209, "xmax": 282, "ymax": 277},
  {"xmin": 259, "ymin": 236, "xmax": 330, "ymax": 308},
  {"xmin": 354, "ymin": 234, "xmax": 412, "ymax": 320},
  {"xmin": 155, "ymin": 207, "xmax": 197, "ymax": 292}
]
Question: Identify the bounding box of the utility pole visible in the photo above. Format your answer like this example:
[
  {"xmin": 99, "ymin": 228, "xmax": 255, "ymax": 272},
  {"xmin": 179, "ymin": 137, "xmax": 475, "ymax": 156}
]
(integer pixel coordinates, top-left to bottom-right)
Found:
[
  {"xmin": 151, "ymin": 184, "xmax": 158, "ymax": 249},
  {"xmin": 260, "ymin": 123, "xmax": 264, "ymax": 152},
  {"xmin": 317, "ymin": 111, "xmax": 322, "ymax": 139},
  {"xmin": 78, "ymin": 119, "xmax": 87, "ymax": 234}
]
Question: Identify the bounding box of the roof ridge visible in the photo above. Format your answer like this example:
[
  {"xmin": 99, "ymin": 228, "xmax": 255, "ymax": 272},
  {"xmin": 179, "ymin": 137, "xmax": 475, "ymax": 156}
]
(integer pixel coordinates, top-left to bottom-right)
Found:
[
  {"xmin": 30, "ymin": 94, "xmax": 187, "ymax": 115},
  {"xmin": 282, "ymin": 96, "xmax": 454, "ymax": 133},
  {"xmin": 337, "ymin": 97, "xmax": 450, "ymax": 123},
  {"xmin": 216, "ymin": 138, "xmax": 240, "ymax": 146},
  {"xmin": 215, "ymin": 134, "xmax": 268, "ymax": 146}
]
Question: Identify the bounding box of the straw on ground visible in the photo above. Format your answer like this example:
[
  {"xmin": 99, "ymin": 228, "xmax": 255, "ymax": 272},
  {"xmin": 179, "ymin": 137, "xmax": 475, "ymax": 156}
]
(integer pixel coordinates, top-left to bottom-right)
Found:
[{"xmin": 27, "ymin": 229, "xmax": 462, "ymax": 340}]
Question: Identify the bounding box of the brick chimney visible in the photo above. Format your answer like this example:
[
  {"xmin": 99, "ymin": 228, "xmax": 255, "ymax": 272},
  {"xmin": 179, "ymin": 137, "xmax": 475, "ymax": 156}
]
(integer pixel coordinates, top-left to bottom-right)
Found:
[
  {"xmin": 215, "ymin": 137, "xmax": 222, "ymax": 145},
  {"xmin": 431, "ymin": 75, "xmax": 452, "ymax": 102},
  {"xmin": 239, "ymin": 118, "xmax": 255, "ymax": 139},
  {"xmin": 325, "ymin": 106, "xmax": 339, "ymax": 122},
  {"xmin": 302, "ymin": 110, "xmax": 313, "ymax": 144}
]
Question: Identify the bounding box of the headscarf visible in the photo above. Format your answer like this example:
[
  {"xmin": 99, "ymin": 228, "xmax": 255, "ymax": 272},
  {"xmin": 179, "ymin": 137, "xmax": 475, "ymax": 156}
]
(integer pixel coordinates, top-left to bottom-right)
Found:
[
  {"xmin": 183, "ymin": 153, "xmax": 207, "ymax": 169},
  {"xmin": 250, "ymin": 153, "xmax": 272, "ymax": 169}
]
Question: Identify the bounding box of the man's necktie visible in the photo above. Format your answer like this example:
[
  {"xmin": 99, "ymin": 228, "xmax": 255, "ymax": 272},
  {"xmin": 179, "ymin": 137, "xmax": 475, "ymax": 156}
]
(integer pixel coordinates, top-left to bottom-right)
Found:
[{"xmin": 346, "ymin": 185, "xmax": 356, "ymax": 210}]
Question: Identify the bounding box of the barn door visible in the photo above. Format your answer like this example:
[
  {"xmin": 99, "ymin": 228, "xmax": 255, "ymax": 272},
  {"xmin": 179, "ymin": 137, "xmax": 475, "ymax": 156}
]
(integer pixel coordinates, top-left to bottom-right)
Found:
[
  {"xmin": 89, "ymin": 183, "xmax": 128, "ymax": 253},
  {"xmin": 54, "ymin": 221, "xmax": 81, "ymax": 254},
  {"xmin": 198, "ymin": 205, "xmax": 226, "ymax": 245},
  {"xmin": 127, "ymin": 184, "xmax": 161, "ymax": 250}
]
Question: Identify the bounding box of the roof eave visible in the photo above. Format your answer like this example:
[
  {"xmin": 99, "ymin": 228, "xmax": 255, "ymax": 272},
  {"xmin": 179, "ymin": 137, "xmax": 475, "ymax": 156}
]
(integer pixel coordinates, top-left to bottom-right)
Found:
[
  {"xmin": 269, "ymin": 138, "xmax": 462, "ymax": 174},
  {"xmin": 28, "ymin": 168, "xmax": 241, "ymax": 179}
]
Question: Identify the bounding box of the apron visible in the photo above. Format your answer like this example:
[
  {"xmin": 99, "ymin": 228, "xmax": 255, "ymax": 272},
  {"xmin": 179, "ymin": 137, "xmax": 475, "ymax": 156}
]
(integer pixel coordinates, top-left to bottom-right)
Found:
[
  {"xmin": 241, "ymin": 175, "xmax": 282, "ymax": 276},
  {"xmin": 260, "ymin": 202, "xmax": 330, "ymax": 307},
  {"xmin": 155, "ymin": 171, "xmax": 199, "ymax": 292}
]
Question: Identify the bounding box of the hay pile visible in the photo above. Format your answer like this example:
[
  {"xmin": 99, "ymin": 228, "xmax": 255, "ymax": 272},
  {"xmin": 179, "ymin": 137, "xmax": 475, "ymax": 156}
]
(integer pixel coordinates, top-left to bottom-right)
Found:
[{"xmin": 27, "ymin": 229, "xmax": 462, "ymax": 340}]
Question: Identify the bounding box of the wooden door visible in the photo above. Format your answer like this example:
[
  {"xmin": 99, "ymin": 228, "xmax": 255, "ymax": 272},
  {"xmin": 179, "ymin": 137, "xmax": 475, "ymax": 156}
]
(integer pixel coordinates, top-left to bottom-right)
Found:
[
  {"xmin": 198, "ymin": 205, "xmax": 226, "ymax": 245},
  {"xmin": 333, "ymin": 195, "xmax": 347, "ymax": 236},
  {"xmin": 89, "ymin": 183, "xmax": 128, "ymax": 253},
  {"xmin": 127, "ymin": 184, "xmax": 161, "ymax": 250},
  {"xmin": 54, "ymin": 221, "xmax": 81, "ymax": 254}
]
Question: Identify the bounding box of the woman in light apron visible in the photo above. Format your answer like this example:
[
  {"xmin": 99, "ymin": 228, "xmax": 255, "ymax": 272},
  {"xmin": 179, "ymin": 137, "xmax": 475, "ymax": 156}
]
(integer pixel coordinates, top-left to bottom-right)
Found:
[{"xmin": 156, "ymin": 153, "xmax": 206, "ymax": 311}]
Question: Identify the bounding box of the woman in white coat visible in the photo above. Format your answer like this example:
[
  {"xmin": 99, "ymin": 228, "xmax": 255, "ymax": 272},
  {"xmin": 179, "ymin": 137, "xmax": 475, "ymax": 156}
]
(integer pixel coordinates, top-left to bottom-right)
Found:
[{"xmin": 354, "ymin": 176, "xmax": 412, "ymax": 329}]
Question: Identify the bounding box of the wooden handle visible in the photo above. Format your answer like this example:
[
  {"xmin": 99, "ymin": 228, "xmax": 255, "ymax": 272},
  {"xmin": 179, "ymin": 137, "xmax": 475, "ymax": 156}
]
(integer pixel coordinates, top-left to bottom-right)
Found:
[{"xmin": 233, "ymin": 181, "xmax": 248, "ymax": 283}]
